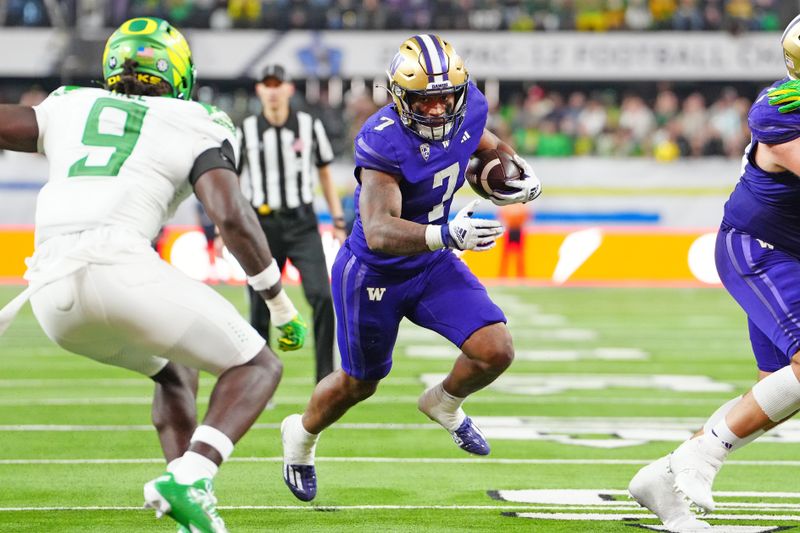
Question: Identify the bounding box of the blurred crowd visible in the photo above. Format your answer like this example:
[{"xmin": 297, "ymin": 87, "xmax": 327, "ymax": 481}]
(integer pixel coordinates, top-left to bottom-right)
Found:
[
  {"xmin": 0, "ymin": 0, "xmax": 784, "ymax": 32},
  {"xmin": 0, "ymin": 81, "xmax": 757, "ymax": 161},
  {"xmin": 489, "ymin": 84, "xmax": 753, "ymax": 159},
  {"xmin": 198, "ymin": 81, "xmax": 756, "ymax": 160}
]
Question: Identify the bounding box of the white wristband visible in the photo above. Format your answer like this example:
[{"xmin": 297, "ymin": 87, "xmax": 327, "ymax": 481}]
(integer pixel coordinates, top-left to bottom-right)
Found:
[
  {"xmin": 247, "ymin": 259, "xmax": 281, "ymax": 291},
  {"xmin": 425, "ymin": 224, "xmax": 445, "ymax": 251},
  {"xmin": 264, "ymin": 288, "xmax": 298, "ymax": 327}
]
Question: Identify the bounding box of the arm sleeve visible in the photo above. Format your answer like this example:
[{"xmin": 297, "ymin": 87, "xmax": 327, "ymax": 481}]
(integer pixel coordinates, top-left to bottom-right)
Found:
[
  {"xmin": 313, "ymin": 117, "xmax": 335, "ymax": 167},
  {"xmin": 189, "ymin": 139, "xmax": 237, "ymax": 187}
]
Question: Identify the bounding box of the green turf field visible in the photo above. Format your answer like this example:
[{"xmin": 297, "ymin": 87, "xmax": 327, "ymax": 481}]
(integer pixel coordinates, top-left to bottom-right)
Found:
[{"xmin": 1, "ymin": 283, "xmax": 798, "ymax": 532}]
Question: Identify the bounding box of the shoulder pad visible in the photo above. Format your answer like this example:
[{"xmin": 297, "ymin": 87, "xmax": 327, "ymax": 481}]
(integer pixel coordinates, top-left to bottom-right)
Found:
[
  {"xmin": 750, "ymin": 79, "xmax": 800, "ymax": 145},
  {"xmin": 354, "ymin": 109, "xmax": 403, "ymax": 175},
  {"xmin": 198, "ymin": 102, "xmax": 236, "ymax": 134}
]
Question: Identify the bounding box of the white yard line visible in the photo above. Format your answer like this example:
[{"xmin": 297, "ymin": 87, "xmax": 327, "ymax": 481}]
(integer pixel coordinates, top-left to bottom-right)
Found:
[
  {"xmin": 0, "ymin": 505, "xmax": 550, "ymax": 512},
  {"xmin": 1, "ymin": 457, "xmax": 800, "ymax": 466},
  {"xmin": 0, "ymin": 396, "xmax": 731, "ymax": 407},
  {"xmin": 0, "ymin": 377, "xmax": 422, "ymax": 388},
  {"xmin": 514, "ymin": 512, "xmax": 800, "ymax": 522},
  {"xmin": 1, "ymin": 505, "xmax": 799, "ymax": 518}
]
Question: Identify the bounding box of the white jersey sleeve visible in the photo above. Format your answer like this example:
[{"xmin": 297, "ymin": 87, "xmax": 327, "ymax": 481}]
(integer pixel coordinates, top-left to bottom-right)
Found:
[
  {"xmin": 32, "ymin": 88, "xmax": 237, "ymax": 244},
  {"xmin": 32, "ymin": 86, "xmax": 74, "ymax": 154}
]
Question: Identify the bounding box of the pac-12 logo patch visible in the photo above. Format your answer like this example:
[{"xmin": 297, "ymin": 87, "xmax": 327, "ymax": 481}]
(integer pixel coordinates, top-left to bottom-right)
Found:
[{"xmin": 420, "ymin": 143, "xmax": 430, "ymax": 161}]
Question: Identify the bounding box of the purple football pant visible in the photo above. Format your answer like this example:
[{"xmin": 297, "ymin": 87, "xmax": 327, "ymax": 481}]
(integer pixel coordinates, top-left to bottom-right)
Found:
[
  {"xmin": 331, "ymin": 245, "xmax": 506, "ymax": 381},
  {"xmin": 716, "ymin": 224, "xmax": 800, "ymax": 372}
]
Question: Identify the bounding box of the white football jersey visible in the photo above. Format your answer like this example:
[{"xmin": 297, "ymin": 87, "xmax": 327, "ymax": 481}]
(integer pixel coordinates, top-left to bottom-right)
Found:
[{"xmin": 32, "ymin": 86, "xmax": 236, "ymax": 244}]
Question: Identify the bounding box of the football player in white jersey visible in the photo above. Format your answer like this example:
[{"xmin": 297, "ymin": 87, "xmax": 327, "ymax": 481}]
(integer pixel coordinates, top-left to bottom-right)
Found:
[{"xmin": 0, "ymin": 17, "xmax": 308, "ymax": 533}]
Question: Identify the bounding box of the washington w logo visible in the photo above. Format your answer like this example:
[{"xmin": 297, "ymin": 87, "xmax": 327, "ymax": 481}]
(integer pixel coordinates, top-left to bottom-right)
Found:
[{"xmin": 367, "ymin": 287, "xmax": 386, "ymax": 301}]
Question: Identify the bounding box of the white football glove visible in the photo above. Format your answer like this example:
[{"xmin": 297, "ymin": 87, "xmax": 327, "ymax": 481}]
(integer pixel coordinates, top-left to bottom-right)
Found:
[
  {"xmin": 444, "ymin": 199, "xmax": 505, "ymax": 251},
  {"xmin": 489, "ymin": 154, "xmax": 542, "ymax": 206}
]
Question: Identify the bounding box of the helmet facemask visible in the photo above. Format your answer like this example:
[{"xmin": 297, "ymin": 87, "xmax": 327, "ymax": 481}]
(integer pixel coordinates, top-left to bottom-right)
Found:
[{"xmin": 392, "ymin": 82, "xmax": 468, "ymax": 141}]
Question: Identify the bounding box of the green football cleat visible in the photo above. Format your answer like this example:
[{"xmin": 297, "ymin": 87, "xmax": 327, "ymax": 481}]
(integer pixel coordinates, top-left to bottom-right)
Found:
[
  {"xmin": 276, "ymin": 314, "xmax": 307, "ymax": 352},
  {"xmin": 143, "ymin": 473, "xmax": 227, "ymax": 533}
]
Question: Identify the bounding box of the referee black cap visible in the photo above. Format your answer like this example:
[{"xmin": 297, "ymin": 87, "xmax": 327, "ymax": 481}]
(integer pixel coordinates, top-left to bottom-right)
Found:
[{"xmin": 261, "ymin": 64, "xmax": 287, "ymax": 84}]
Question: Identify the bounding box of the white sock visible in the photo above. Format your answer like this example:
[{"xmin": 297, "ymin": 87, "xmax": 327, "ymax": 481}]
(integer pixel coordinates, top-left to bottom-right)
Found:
[
  {"xmin": 695, "ymin": 432, "xmax": 732, "ymax": 462},
  {"xmin": 171, "ymin": 451, "xmax": 219, "ymax": 485},
  {"xmin": 709, "ymin": 418, "xmax": 740, "ymax": 451},
  {"xmin": 419, "ymin": 383, "xmax": 467, "ymax": 431},
  {"xmin": 284, "ymin": 414, "xmax": 319, "ymax": 465},
  {"xmin": 166, "ymin": 458, "xmax": 181, "ymax": 473},
  {"xmin": 702, "ymin": 395, "xmax": 741, "ymax": 434}
]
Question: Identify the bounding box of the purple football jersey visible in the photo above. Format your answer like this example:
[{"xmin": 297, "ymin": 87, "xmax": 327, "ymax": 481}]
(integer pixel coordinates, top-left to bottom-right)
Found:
[
  {"xmin": 723, "ymin": 77, "xmax": 800, "ymax": 257},
  {"xmin": 348, "ymin": 81, "xmax": 488, "ymax": 272}
]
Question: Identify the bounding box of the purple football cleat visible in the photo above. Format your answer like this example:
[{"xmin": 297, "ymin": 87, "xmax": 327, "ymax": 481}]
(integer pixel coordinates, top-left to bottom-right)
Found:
[
  {"xmin": 283, "ymin": 464, "xmax": 317, "ymax": 502},
  {"xmin": 451, "ymin": 417, "xmax": 490, "ymax": 456}
]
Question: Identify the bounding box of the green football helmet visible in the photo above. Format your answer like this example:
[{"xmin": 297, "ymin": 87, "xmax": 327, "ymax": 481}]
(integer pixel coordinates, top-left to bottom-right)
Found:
[{"xmin": 102, "ymin": 17, "xmax": 195, "ymax": 100}]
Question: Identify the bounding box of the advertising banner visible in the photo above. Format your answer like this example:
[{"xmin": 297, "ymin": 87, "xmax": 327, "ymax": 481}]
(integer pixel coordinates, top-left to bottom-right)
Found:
[{"xmin": 0, "ymin": 226, "xmax": 721, "ymax": 287}]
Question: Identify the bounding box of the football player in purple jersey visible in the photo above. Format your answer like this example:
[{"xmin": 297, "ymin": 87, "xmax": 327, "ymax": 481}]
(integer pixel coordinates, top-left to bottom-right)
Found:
[
  {"xmin": 279, "ymin": 34, "xmax": 541, "ymax": 501},
  {"xmin": 629, "ymin": 14, "xmax": 800, "ymax": 529}
]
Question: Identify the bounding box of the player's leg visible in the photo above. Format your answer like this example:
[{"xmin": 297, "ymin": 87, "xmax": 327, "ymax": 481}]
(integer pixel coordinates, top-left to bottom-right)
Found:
[
  {"xmin": 151, "ymin": 362, "xmax": 200, "ymax": 464},
  {"xmin": 284, "ymin": 220, "xmax": 335, "ymax": 382},
  {"xmin": 281, "ymin": 246, "xmax": 404, "ymax": 501},
  {"xmin": 668, "ymin": 227, "xmax": 800, "ymax": 514},
  {"xmin": 33, "ymin": 259, "xmax": 279, "ymax": 532},
  {"xmin": 408, "ymin": 253, "xmax": 510, "ymax": 455}
]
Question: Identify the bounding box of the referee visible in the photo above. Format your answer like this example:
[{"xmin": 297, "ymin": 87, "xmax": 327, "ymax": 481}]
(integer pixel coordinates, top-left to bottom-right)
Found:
[{"xmin": 238, "ymin": 64, "xmax": 346, "ymax": 383}]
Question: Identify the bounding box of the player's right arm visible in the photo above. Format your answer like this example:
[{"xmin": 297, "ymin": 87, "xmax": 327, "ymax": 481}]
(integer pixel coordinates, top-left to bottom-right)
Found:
[
  {"xmin": 360, "ymin": 168, "xmax": 504, "ymax": 255},
  {"xmin": 0, "ymin": 105, "xmax": 38, "ymax": 152},
  {"xmin": 360, "ymin": 169, "xmax": 428, "ymax": 255}
]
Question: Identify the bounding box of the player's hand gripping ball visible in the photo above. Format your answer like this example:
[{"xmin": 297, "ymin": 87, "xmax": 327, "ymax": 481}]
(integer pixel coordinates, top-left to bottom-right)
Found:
[{"xmin": 465, "ymin": 150, "xmax": 541, "ymax": 206}]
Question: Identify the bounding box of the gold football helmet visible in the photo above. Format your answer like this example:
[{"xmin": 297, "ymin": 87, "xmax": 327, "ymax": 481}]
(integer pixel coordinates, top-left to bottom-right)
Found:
[
  {"xmin": 782, "ymin": 14, "xmax": 800, "ymax": 79},
  {"xmin": 387, "ymin": 34, "xmax": 469, "ymax": 141}
]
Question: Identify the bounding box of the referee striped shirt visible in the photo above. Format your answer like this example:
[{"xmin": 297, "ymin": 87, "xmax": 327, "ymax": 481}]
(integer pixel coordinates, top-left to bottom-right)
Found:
[{"xmin": 237, "ymin": 109, "xmax": 335, "ymax": 210}]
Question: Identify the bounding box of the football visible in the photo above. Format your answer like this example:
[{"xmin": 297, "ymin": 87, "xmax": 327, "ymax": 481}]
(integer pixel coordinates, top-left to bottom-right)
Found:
[{"xmin": 465, "ymin": 149, "xmax": 522, "ymax": 199}]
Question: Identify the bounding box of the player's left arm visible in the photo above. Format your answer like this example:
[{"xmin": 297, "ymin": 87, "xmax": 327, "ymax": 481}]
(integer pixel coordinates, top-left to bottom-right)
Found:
[
  {"xmin": 475, "ymin": 128, "xmax": 541, "ymax": 205},
  {"xmin": 0, "ymin": 105, "xmax": 38, "ymax": 152}
]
